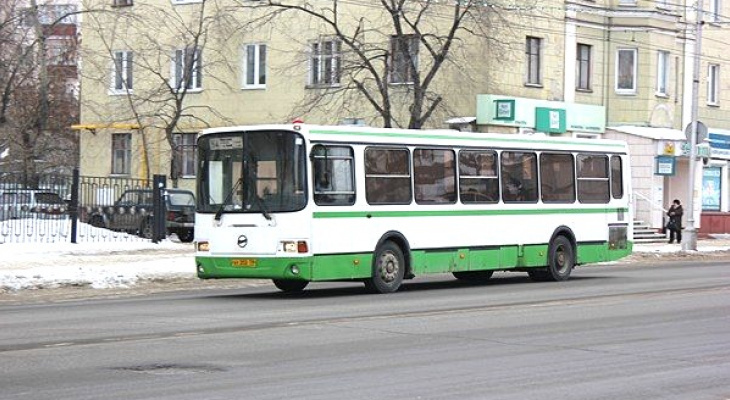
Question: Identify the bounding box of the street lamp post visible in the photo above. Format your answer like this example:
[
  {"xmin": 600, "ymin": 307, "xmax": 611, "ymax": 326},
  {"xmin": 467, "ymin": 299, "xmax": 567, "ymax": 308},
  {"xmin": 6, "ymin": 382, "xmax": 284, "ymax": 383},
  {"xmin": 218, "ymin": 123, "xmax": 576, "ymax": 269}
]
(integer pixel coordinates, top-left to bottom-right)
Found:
[{"xmin": 682, "ymin": 1, "xmax": 703, "ymax": 252}]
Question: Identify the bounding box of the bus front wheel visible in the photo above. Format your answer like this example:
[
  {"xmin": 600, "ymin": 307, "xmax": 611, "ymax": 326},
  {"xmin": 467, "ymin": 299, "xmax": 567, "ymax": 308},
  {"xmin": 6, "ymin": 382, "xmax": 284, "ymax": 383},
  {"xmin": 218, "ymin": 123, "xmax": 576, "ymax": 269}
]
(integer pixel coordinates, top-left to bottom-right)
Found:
[
  {"xmin": 365, "ymin": 241, "xmax": 405, "ymax": 294},
  {"xmin": 529, "ymin": 235, "xmax": 574, "ymax": 282},
  {"xmin": 272, "ymin": 279, "xmax": 309, "ymax": 293}
]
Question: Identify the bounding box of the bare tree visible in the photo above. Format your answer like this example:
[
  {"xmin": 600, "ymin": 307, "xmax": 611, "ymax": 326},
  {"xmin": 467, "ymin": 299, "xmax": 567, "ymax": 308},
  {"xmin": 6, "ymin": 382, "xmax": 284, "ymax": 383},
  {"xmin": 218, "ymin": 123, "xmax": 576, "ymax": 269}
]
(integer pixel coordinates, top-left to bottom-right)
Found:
[
  {"xmin": 79, "ymin": 0, "xmax": 248, "ymax": 185},
  {"xmin": 233, "ymin": 0, "xmax": 520, "ymax": 129},
  {"xmin": 0, "ymin": 0, "xmax": 80, "ymax": 185}
]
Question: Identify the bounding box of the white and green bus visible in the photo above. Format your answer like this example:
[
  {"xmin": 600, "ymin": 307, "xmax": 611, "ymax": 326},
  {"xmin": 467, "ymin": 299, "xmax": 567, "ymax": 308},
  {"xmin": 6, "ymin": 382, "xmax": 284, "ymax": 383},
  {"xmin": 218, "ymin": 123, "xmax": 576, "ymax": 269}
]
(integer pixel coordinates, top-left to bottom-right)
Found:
[{"xmin": 194, "ymin": 123, "xmax": 632, "ymax": 293}]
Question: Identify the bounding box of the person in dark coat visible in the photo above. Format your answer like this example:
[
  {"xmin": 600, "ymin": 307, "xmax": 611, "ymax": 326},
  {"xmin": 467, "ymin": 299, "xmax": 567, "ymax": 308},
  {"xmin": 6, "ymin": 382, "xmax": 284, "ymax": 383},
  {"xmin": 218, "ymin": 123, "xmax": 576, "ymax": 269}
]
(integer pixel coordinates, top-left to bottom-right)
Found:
[{"xmin": 667, "ymin": 199, "xmax": 684, "ymax": 244}]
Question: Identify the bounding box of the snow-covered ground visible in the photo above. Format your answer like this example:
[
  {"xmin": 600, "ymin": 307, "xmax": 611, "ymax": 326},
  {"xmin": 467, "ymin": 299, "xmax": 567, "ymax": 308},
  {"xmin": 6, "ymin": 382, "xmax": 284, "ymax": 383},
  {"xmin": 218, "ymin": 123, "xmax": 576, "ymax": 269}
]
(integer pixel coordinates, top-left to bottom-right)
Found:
[
  {"xmin": 2, "ymin": 219, "xmax": 729, "ymax": 292},
  {"xmin": 1, "ymin": 219, "xmax": 194, "ymax": 291}
]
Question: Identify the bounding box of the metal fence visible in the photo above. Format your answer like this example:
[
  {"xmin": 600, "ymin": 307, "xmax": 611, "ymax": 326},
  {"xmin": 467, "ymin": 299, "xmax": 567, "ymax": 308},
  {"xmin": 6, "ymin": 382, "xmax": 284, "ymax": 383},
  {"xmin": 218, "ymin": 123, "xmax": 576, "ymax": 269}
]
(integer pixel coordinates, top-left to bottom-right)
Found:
[{"xmin": 0, "ymin": 170, "xmax": 169, "ymax": 244}]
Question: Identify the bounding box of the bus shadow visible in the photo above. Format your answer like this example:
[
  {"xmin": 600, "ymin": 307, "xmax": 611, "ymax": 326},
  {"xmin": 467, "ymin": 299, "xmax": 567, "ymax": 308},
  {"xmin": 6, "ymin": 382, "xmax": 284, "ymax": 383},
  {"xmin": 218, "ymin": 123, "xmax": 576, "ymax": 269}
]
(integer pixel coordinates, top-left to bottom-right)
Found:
[{"xmin": 210, "ymin": 274, "xmax": 602, "ymax": 301}]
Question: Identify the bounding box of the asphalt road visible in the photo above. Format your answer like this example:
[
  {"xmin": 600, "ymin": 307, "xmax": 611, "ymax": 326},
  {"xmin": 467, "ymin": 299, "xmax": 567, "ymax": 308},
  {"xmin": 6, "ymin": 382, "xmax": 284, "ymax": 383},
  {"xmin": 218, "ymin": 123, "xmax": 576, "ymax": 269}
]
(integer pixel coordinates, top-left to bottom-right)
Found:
[{"xmin": 1, "ymin": 261, "xmax": 730, "ymax": 400}]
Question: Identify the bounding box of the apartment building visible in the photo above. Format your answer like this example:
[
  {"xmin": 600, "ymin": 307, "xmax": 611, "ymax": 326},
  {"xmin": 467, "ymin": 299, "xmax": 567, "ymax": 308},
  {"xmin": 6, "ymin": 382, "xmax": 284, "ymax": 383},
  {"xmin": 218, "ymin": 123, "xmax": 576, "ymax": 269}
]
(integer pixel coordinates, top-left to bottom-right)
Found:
[{"xmin": 75, "ymin": 0, "xmax": 730, "ymax": 233}]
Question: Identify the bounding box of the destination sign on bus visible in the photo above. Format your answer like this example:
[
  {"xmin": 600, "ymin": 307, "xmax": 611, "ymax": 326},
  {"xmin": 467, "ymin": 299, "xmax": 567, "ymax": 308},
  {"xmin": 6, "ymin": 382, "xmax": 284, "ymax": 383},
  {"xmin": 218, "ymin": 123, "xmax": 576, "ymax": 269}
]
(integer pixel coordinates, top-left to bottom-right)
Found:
[{"xmin": 209, "ymin": 136, "xmax": 244, "ymax": 150}]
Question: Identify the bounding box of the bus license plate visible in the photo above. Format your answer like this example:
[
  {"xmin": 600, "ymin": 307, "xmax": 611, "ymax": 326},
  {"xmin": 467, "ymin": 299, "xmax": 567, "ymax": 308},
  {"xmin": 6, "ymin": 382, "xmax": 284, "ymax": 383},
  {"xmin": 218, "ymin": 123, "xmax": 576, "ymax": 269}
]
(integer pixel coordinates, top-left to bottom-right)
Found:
[{"xmin": 231, "ymin": 259, "xmax": 257, "ymax": 268}]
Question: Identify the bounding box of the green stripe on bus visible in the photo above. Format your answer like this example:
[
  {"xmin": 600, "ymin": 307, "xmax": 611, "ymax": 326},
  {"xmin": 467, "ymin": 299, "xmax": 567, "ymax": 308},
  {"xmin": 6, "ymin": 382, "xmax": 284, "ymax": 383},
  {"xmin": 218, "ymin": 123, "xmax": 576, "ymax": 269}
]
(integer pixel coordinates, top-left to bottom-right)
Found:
[
  {"xmin": 313, "ymin": 208, "xmax": 629, "ymax": 218},
  {"xmin": 309, "ymin": 129, "xmax": 627, "ymax": 148},
  {"xmin": 196, "ymin": 241, "xmax": 633, "ymax": 282}
]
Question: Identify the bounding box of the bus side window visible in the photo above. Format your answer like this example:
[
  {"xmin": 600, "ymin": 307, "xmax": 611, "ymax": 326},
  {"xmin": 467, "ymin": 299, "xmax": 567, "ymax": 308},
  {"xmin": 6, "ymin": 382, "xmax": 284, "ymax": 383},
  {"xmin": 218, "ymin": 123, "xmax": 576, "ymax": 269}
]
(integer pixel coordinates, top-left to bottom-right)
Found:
[
  {"xmin": 577, "ymin": 154, "xmax": 610, "ymax": 203},
  {"xmin": 459, "ymin": 150, "xmax": 499, "ymax": 203},
  {"xmin": 365, "ymin": 147, "xmax": 412, "ymax": 205},
  {"xmin": 610, "ymin": 155, "xmax": 624, "ymax": 199},
  {"xmin": 501, "ymin": 151, "xmax": 537, "ymax": 203},
  {"xmin": 414, "ymin": 148, "xmax": 456, "ymax": 204},
  {"xmin": 540, "ymin": 153, "xmax": 575, "ymax": 203},
  {"xmin": 311, "ymin": 145, "xmax": 356, "ymax": 206}
]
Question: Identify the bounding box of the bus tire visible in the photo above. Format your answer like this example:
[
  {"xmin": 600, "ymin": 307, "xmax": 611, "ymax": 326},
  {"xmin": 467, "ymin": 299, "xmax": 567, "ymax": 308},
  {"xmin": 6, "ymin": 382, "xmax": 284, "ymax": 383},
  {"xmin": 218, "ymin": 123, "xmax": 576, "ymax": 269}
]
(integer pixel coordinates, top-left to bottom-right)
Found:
[
  {"xmin": 273, "ymin": 279, "xmax": 309, "ymax": 293},
  {"xmin": 453, "ymin": 270, "xmax": 494, "ymax": 282},
  {"xmin": 530, "ymin": 235, "xmax": 574, "ymax": 282},
  {"xmin": 365, "ymin": 241, "xmax": 405, "ymax": 294}
]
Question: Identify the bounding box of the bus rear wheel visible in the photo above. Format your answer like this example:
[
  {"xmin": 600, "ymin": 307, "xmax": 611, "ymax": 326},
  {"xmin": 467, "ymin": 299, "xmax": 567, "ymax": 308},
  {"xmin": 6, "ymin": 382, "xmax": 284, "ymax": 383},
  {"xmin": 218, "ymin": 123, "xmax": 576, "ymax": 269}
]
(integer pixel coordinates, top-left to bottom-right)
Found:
[
  {"xmin": 529, "ymin": 235, "xmax": 574, "ymax": 282},
  {"xmin": 365, "ymin": 241, "xmax": 405, "ymax": 294},
  {"xmin": 453, "ymin": 270, "xmax": 494, "ymax": 282},
  {"xmin": 272, "ymin": 279, "xmax": 309, "ymax": 293}
]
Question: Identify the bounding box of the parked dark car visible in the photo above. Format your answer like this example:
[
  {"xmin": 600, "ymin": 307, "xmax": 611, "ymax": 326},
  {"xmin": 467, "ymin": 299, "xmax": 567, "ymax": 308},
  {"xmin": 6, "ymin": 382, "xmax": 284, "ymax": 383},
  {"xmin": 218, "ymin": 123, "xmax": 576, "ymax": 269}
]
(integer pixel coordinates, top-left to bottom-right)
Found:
[
  {"xmin": 0, "ymin": 189, "xmax": 67, "ymax": 221},
  {"xmin": 85, "ymin": 188, "xmax": 195, "ymax": 242}
]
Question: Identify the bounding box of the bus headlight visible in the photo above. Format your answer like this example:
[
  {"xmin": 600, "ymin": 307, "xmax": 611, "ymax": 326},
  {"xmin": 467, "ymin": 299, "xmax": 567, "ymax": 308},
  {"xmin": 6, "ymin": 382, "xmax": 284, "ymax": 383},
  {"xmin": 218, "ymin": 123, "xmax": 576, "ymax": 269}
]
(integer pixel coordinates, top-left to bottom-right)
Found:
[{"xmin": 290, "ymin": 265, "xmax": 300, "ymax": 275}]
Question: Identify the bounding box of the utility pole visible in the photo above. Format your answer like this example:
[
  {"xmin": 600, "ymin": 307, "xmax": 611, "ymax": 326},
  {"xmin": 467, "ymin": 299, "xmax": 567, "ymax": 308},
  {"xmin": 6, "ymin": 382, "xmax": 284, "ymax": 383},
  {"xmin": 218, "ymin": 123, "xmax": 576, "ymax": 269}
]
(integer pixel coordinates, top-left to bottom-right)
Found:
[{"xmin": 682, "ymin": 0, "xmax": 703, "ymax": 251}]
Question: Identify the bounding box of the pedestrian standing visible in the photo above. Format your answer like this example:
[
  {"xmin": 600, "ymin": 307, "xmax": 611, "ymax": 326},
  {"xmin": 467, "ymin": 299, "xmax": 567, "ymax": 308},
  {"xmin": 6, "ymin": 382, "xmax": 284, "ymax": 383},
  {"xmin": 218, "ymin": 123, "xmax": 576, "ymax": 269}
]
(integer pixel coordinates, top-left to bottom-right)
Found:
[{"xmin": 667, "ymin": 199, "xmax": 684, "ymax": 244}]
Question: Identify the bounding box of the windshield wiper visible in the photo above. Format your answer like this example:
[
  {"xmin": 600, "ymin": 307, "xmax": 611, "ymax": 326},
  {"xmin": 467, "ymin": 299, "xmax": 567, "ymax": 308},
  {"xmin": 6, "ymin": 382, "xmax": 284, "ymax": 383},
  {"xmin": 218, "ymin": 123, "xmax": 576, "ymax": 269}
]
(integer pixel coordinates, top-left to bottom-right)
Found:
[
  {"xmin": 214, "ymin": 178, "xmax": 242, "ymax": 221},
  {"xmin": 250, "ymin": 193, "xmax": 272, "ymax": 221}
]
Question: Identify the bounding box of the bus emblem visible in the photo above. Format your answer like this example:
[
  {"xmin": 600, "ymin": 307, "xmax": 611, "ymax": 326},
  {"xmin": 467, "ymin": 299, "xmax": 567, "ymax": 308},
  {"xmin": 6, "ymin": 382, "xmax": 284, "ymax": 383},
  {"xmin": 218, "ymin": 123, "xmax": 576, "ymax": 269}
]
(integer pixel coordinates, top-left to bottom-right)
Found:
[{"xmin": 237, "ymin": 235, "xmax": 248, "ymax": 248}]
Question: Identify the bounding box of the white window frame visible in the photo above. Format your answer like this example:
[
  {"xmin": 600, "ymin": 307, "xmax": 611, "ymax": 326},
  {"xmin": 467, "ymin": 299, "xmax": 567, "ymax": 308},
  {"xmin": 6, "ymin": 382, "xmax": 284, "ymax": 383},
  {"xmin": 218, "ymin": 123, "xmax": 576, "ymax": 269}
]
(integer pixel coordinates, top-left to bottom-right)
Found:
[
  {"xmin": 171, "ymin": 47, "xmax": 202, "ymax": 92},
  {"xmin": 242, "ymin": 43, "xmax": 266, "ymax": 89},
  {"xmin": 708, "ymin": 64, "xmax": 720, "ymax": 105},
  {"xmin": 616, "ymin": 48, "xmax": 637, "ymax": 94},
  {"xmin": 656, "ymin": 50, "xmax": 669, "ymax": 96},
  {"xmin": 525, "ymin": 36, "xmax": 542, "ymax": 86},
  {"xmin": 110, "ymin": 50, "xmax": 133, "ymax": 94},
  {"xmin": 309, "ymin": 38, "xmax": 341, "ymax": 87},
  {"xmin": 708, "ymin": 0, "xmax": 721, "ymax": 22}
]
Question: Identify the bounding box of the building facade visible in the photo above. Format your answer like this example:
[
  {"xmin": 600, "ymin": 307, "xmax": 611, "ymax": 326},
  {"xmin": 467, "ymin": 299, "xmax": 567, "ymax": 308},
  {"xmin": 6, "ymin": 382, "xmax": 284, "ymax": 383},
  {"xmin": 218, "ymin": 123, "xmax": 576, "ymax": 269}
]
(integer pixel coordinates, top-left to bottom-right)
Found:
[{"xmin": 75, "ymin": 0, "xmax": 729, "ymax": 233}]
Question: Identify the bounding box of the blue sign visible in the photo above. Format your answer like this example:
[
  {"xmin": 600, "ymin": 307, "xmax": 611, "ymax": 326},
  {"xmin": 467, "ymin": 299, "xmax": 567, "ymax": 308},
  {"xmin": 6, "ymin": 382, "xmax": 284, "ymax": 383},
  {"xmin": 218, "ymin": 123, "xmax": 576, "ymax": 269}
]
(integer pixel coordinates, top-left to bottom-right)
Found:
[
  {"xmin": 708, "ymin": 132, "xmax": 730, "ymax": 159},
  {"xmin": 655, "ymin": 156, "xmax": 676, "ymax": 176}
]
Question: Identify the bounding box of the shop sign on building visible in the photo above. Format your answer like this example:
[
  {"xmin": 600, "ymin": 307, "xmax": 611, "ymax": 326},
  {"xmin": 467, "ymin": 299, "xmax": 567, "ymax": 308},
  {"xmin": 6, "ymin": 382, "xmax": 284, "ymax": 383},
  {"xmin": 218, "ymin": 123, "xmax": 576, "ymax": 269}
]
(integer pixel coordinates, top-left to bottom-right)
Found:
[
  {"xmin": 708, "ymin": 132, "xmax": 730, "ymax": 160},
  {"xmin": 655, "ymin": 155, "xmax": 676, "ymax": 176},
  {"xmin": 476, "ymin": 95, "xmax": 605, "ymax": 134}
]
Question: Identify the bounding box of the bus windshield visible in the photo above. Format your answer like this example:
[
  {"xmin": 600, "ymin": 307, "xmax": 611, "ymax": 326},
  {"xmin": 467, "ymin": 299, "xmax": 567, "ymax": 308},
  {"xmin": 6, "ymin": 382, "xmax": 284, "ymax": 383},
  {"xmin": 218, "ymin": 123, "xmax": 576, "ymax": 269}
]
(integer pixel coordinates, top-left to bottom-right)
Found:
[{"xmin": 197, "ymin": 130, "xmax": 307, "ymax": 214}]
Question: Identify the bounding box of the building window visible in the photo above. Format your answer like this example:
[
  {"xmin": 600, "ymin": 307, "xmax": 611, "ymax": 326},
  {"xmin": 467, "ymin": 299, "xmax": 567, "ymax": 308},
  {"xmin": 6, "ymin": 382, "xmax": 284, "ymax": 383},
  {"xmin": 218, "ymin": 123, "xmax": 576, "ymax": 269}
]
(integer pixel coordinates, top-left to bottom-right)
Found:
[
  {"xmin": 709, "ymin": 0, "xmax": 721, "ymax": 22},
  {"xmin": 243, "ymin": 44, "xmax": 266, "ymax": 89},
  {"xmin": 656, "ymin": 50, "xmax": 669, "ymax": 96},
  {"xmin": 172, "ymin": 47, "xmax": 202, "ymax": 91},
  {"xmin": 111, "ymin": 133, "xmax": 131, "ymax": 175},
  {"xmin": 309, "ymin": 39, "xmax": 341, "ymax": 87},
  {"xmin": 576, "ymin": 43, "xmax": 591, "ymax": 91},
  {"xmin": 111, "ymin": 50, "xmax": 133, "ymax": 93},
  {"xmin": 526, "ymin": 36, "xmax": 542, "ymax": 86},
  {"xmin": 173, "ymin": 133, "xmax": 197, "ymax": 177},
  {"xmin": 389, "ymin": 35, "xmax": 419, "ymax": 84},
  {"xmin": 616, "ymin": 48, "xmax": 637, "ymax": 94},
  {"xmin": 708, "ymin": 64, "xmax": 720, "ymax": 105}
]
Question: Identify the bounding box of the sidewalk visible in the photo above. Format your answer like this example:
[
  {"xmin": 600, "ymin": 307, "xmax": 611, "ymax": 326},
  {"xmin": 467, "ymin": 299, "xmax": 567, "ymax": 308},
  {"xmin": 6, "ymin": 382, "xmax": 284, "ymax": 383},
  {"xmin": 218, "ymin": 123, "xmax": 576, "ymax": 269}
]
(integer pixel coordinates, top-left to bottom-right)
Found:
[{"xmin": 2, "ymin": 237, "xmax": 730, "ymax": 292}]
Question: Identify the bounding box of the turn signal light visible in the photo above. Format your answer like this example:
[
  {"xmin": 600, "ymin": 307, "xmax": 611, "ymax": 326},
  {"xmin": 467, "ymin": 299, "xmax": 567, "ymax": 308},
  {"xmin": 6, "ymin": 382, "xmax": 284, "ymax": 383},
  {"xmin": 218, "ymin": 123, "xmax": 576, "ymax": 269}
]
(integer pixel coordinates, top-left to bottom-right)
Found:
[{"xmin": 297, "ymin": 241, "xmax": 308, "ymax": 253}]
